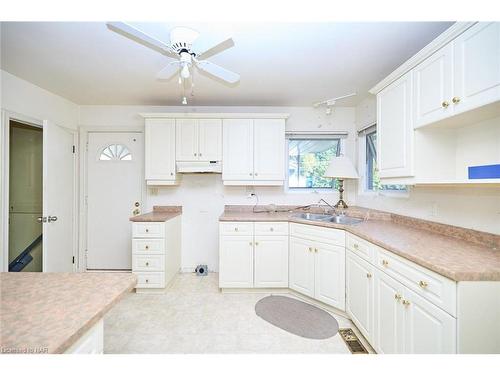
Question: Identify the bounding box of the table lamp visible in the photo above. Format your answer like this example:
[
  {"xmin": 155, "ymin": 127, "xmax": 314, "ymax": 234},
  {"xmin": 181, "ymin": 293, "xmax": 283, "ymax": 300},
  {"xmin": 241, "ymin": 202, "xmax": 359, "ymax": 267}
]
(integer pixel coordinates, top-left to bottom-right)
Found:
[{"xmin": 324, "ymin": 155, "xmax": 359, "ymax": 209}]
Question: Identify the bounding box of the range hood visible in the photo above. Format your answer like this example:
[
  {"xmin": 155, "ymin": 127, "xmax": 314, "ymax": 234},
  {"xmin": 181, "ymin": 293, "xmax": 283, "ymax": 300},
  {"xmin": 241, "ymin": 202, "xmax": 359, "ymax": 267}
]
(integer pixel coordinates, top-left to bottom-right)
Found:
[{"xmin": 176, "ymin": 161, "xmax": 222, "ymax": 173}]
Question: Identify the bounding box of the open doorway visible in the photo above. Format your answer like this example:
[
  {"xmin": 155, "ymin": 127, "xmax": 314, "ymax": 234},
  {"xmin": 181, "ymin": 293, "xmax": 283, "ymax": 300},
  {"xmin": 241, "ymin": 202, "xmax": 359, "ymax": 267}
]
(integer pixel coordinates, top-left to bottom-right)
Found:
[{"xmin": 8, "ymin": 120, "xmax": 43, "ymax": 272}]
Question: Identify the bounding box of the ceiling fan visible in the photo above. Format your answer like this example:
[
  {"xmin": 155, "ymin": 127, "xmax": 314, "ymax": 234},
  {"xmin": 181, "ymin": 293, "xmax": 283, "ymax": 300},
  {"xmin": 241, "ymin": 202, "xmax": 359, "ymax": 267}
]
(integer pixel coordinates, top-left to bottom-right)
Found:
[{"xmin": 106, "ymin": 22, "xmax": 240, "ymax": 103}]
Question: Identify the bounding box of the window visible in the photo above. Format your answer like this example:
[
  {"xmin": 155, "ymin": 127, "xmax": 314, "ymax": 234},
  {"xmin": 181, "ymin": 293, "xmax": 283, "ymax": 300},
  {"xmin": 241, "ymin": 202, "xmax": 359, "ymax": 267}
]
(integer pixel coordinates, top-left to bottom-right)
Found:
[
  {"xmin": 365, "ymin": 130, "xmax": 406, "ymax": 191},
  {"xmin": 99, "ymin": 144, "xmax": 132, "ymax": 161},
  {"xmin": 288, "ymin": 138, "xmax": 341, "ymax": 189}
]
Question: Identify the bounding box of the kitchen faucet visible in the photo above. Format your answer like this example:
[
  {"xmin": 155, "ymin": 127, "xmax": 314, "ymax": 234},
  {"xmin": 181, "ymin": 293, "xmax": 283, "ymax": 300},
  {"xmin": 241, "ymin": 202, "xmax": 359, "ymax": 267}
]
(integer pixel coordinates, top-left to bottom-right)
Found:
[{"xmin": 317, "ymin": 199, "xmax": 336, "ymax": 215}]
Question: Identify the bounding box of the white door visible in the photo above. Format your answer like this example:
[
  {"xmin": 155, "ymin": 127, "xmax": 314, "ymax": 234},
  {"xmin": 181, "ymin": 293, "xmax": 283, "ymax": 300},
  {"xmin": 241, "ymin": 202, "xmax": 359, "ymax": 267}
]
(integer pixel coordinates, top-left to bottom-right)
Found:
[
  {"xmin": 253, "ymin": 119, "xmax": 285, "ymax": 181},
  {"xmin": 198, "ymin": 119, "xmax": 222, "ymax": 161},
  {"xmin": 219, "ymin": 235, "xmax": 254, "ymax": 288},
  {"xmin": 314, "ymin": 242, "xmax": 345, "ymax": 310},
  {"xmin": 377, "ymin": 71, "xmax": 414, "ymax": 178},
  {"xmin": 289, "ymin": 237, "xmax": 315, "ymax": 297},
  {"xmin": 403, "ymin": 287, "xmax": 456, "ymax": 354},
  {"xmin": 87, "ymin": 132, "xmax": 143, "ymax": 270},
  {"xmin": 454, "ymin": 22, "xmax": 500, "ymax": 114},
  {"xmin": 145, "ymin": 119, "xmax": 176, "ymax": 181},
  {"xmin": 222, "ymin": 119, "xmax": 254, "ymax": 181},
  {"xmin": 373, "ymin": 269, "xmax": 405, "ymax": 354},
  {"xmin": 176, "ymin": 119, "xmax": 199, "ymax": 161},
  {"xmin": 346, "ymin": 251, "xmax": 374, "ymax": 342},
  {"xmin": 413, "ymin": 43, "xmax": 454, "ymax": 128},
  {"xmin": 42, "ymin": 121, "xmax": 76, "ymax": 272},
  {"xmin": 254, "ymin": 235, "xmax": 288, "ymax": 287}
]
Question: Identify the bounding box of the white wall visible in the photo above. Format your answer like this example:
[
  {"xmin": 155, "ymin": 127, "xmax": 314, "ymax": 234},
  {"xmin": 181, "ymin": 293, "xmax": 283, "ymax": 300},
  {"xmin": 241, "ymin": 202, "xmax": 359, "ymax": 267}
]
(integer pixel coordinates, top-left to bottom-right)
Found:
[
  {"xmin": 1, "ymin": 70, "xmax": 79, "ymax": 129},
  {"xmin": 355, "ymin": 96, "xmax": 500, "ymax": 235},
  {"xmin": 79, "ymin": 105, "xmax": 357, "ymax": 271}
]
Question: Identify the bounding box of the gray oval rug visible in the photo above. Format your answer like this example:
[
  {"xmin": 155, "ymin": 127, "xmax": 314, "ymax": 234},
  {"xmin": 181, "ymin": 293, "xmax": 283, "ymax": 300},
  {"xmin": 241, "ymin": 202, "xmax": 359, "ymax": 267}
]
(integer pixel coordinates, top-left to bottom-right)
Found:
[{"xmin": 255, "ymin": 295, "xmax": 339, "ymax": 339}]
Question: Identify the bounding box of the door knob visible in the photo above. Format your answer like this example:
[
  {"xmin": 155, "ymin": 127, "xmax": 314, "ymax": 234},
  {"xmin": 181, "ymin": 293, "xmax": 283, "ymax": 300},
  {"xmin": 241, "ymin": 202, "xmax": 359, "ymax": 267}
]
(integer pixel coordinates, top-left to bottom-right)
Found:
[{"xmin": 48, "ymin": 216, "xmax": 58, "ymax": 223}]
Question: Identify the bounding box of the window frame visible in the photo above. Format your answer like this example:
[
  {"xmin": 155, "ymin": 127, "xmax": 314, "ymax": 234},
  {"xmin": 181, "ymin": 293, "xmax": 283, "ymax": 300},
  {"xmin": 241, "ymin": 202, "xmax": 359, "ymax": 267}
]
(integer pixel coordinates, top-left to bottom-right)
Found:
[{"xmin": 285, "ymin": 136, "xmax": 345, "ymax": 193}]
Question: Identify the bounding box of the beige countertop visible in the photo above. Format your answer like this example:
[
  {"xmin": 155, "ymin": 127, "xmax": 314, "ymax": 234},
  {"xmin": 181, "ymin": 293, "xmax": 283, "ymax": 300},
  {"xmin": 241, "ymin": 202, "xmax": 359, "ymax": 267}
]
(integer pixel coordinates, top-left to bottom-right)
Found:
[
  {"xmin": 130, "ymin": 205, "xmax": 182, "ymax": 222},
  {"xmin": 0, "ymin": 272, "xmax": 137, "ymax": 354},
  {"xmin": 219, "ymin": 208, "xmax": 500, "ymax": 282}
]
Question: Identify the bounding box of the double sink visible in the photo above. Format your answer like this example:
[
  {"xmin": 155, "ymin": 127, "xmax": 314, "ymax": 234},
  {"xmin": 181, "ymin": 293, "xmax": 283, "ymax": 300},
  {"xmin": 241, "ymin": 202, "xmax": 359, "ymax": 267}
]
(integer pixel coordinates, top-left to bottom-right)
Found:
[{"xmin": 293, "ymin": 212, "xmax": 363, "ymax": 225}]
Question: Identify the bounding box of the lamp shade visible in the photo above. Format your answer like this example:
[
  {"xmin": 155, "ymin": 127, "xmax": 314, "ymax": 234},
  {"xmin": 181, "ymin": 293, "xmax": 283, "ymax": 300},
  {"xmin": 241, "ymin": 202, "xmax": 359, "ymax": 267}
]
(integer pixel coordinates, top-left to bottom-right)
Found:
[{"xmin": 324, "ymin": 156, "xmax": 359, "ymax": 179}]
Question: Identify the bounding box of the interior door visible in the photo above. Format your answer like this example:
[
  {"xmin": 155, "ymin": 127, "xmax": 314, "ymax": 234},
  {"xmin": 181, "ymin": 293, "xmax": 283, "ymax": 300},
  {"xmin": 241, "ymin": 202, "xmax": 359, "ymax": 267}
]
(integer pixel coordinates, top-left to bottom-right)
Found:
[
  {"xmin": 87, "ymin": 132, "xmax": 143, "ymax": 270},
  {"xmin": 253, "ymin": 119, "xmax": 285, "ymax": 181},
  {"xmin": 42, "ymin": 120, "xmax": 76, "ymax": 272},
  {"xmin": 222, "ymin": 119, "xmax": 254, "ymax": 180},
  {"xmin": 413, "ymin": 43, "xmax": 454, "ymax": 128},
  {"xmin": 314, "ymin": 242, "xmax": 345, "ymax": 310},
  {"xmin": 198, "ymin": 119, "xmax": 222, "ymax": 161},
  {"xmin": 175, "ymin": 119, "xmax": 199, "ymax": 161},
  {"xmin": 254, "ymin": 235, "xmax": 288, "ymax": 287},
  {"xmin": 289, "ymin": 237, "xmax": 315, "ymax": 297}
]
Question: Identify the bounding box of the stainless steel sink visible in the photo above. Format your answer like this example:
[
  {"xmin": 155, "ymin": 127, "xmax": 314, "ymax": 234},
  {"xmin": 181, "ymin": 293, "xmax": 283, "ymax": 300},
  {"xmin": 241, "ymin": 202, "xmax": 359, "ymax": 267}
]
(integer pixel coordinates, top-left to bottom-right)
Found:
[
  {"xmin": 292, "ymin": 213, "xmax": 333, "ymax": 221},
  {"xmin": 322, "ymin": 215, "xmax": 363, "ymax": 225}
]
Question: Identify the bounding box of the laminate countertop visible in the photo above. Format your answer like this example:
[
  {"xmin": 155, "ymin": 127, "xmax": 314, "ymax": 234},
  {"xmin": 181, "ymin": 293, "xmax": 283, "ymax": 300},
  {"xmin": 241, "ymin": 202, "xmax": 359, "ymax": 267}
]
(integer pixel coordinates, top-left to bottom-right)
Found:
[
  {"xmin": 219, "ymin": 208, "xmax": 500, "ymax": 282},
  {"xmin": 0, "ymin": 272, "xmax": 137, "ymax": 354},
  {"xmin": 130, "ymin": 205, "xmax": 182, "ymax": 222}
]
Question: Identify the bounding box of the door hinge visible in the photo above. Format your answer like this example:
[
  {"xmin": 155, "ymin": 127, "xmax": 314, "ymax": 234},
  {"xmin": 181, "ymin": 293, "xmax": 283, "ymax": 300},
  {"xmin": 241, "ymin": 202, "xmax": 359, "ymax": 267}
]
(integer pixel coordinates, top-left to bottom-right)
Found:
[
  {"xmin": 72, "ymin": 256, "xmax": 75, "ymax": 264},
  {"xmin": 72, "ymin": 145, "xmax": 76, "ymax": 153}
]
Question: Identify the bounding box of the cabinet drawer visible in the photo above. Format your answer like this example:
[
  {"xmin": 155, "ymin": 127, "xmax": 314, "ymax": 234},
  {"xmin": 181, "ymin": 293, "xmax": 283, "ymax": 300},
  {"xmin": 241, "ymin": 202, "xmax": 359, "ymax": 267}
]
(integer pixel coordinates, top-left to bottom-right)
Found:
[
  {"xmin": 219, "ymin": 222, "xmax": 254, "ymax": 235},
  {"xmin": 132, "ymin": 239, "xmax": 165, "ymax": 254},
  {"xmin": 132, "ymin": 222, "xmax": 165, "ymax": 238},
  {"xmin": 290, "ymin": 223, "xmax": 345, "ymax": 246},
  {"xmin": 375, "ymin": 247, "xmax": 456, "ymax": 316},
  {"xmin": 132, "ymin": 254, "xmax": 165, "ymax": 272},
  {"xmin": 346, "ymin": 233, "xmax": 374, "ymax": 263},
  {"xmin": 254, "ymin": 222, "xmax": 289, "ymax": 236},
  {"xmin": 134, "ymin": 272, "xmax": 165, "ymax": 289}
]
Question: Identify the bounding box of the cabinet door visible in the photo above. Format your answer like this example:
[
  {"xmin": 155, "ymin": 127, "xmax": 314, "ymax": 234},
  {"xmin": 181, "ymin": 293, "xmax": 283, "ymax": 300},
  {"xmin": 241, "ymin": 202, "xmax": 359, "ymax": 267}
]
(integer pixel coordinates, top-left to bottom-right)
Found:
[
  {"xmin": 314, "ymin": 242, "xmax": 345, "ymax": 310},
  {"xmin": 253, "ymin": 119, "xmax": 285, "ymax": 181},
  {"xmin": 219, "ymin": 235, "xmax": 254, "ymax": 288},
  {"xmin": 254, "ymin": 235, "xmax": 288, "ymax": 288},
  {"xmin": 454, "ymin": 22, "xmax": 500, "ymax": 114},
  {"xmin": 289, "ymin": 237, "xmax": 315, "ymax": 298},
  {"xmin": 346, "ymin": 251, "xmax": 374, "ymax": 342},
  {"xmin": 145, "ymin": 119, "xmax": 176, "ymax": 180},
  {"xmin": 176, "ymin": 119, "xmax": 199, "ymax": 161},
  {"xmin": 373, "ymin": 269, "xmax": 405, "ymax": 354},
  {"xmin": 222, "ymin": 119, "xmax": 254, "ymax": 180},
  {"xmin": 198, "ymin": 119, "xmax": 222, "ymax": 161},
  {"xmin": 413, "ymin": 43, "xmax": 454, "ymax": 128},
  {"xmin": 377, "ymin": 71, "xmax": 414, "ymax": 178},
  {"xmin": 403, "ymin": 287, "xmax": 456, "ymax": 354}
]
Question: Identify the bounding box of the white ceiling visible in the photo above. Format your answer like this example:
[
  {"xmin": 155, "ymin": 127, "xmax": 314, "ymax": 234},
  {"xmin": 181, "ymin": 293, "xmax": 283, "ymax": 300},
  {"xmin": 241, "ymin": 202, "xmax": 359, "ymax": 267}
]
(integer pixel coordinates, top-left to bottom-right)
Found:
[{"xmin": 0, "ymin": 22, "xmax": 453, "ymax": 106}]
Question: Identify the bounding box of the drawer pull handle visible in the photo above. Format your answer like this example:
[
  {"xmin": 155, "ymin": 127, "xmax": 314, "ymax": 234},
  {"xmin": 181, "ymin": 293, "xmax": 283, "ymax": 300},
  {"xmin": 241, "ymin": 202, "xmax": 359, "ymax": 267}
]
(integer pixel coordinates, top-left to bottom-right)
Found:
[
  {"xmin": 418, "ymin": 280, "xmax": 428, "ymax": 288},
  {"xmin": 366, "ymin": 273, "xmax": 372, "ymax": 278},
  {"xmin": 394, "ymin": 293, "xmax": 402, "ymax": 301},
  {"xmin": 353, "ymin": 243, "xmax": 359, "ymax": 249},
  {"xmin": 382, "ymin": 260, "xmax": 389, "ymax": 267},
  {"xmin": 402, "ymin": 300, "xmax": 411, "ymax": 306}
]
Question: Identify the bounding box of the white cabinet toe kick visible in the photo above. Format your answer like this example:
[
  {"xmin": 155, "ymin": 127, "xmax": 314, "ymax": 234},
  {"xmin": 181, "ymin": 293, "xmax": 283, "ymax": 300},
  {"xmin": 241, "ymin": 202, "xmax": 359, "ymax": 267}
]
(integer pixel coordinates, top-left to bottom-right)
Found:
[{"xmin": 219, "ymin": 221, "xmax": 500, "ymax": 354}]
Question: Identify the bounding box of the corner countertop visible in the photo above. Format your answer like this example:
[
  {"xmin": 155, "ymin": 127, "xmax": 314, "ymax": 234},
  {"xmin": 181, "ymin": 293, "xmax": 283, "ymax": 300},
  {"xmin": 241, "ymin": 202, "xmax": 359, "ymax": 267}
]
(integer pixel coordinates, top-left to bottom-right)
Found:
[
  {"xmin": 130, "ymin": 205, "xmax": 182, "ymax": 222},
  {"xmin": 0, "ymin": 272, "xmax": 137, "ymax": 354},
  {"xmin": 219, "ymin": 207, "xmax": 500, "ymax": 282}
]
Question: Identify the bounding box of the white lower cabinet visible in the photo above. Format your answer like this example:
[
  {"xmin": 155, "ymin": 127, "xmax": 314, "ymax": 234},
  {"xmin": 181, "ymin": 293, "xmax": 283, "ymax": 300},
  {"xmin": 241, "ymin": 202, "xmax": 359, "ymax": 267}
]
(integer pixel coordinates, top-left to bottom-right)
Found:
[
  {"xmin": 219, "ymin": 222, "xmax": 289, "ymax": 288},
  {"xmin": 346, "ymin": 251, "xmax": 374, "ymax": 342},
  {"xmin": 314, "ymin": 242, "xmax": 345, "ymax": 308},
  {"xmin": 289, "ymin": 237, "xmax": 315, "ymax": 297}
]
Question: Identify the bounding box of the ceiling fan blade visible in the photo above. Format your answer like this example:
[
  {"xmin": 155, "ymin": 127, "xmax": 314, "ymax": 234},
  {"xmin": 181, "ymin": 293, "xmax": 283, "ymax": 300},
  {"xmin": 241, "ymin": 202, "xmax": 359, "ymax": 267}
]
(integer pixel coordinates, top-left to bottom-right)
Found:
[
  {"xmin": 157, "ymin": 63, "xmax": 181, "ymax": 80},
  {"xmin": 106, "ymin": 22, "xmax": 178, "ymax": 59},
  {"xmin": 196, "ymin": 60, "xmax": 240, "ymax": 84},
  {"xmin": 192, "ymin": 35, "xmax": 235, "ymax": 59}
]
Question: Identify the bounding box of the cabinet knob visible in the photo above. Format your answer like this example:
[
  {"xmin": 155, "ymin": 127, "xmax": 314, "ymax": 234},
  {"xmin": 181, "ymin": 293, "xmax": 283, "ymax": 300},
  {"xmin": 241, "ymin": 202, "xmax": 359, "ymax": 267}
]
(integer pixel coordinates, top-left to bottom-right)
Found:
[
  {"xmin": 353, "ymin": 243, "xmax": 359, "ymax": 250},
  {"xmin": 255, "ymin": 242, "xmax": 259, "ymax": 246},
  {"xmin": 270, "ymin": 227, "xmax": 274, "ymax": 232},
  {"xmin": 394, "ymin": 293, "xmax": 402, "ymax": 301},
  {"xmin": 249, "ymin": 242, "xmax": 253, "ymax": 246},
  {"xmin": 170, "ymin": 172, "xmax": 174, "ymax": 176},
  {"xmin": 314, "ymin": 248, "xmax": 318, "ymax": 253},
  {"xmin": 145, "ymin": 279, "xmax": 149, "ymax": 283},
  {"xmin": 145, "ymin": 229, "xmax": 149, "ymax": 233},
  {"xmin": 366, "ymin": 273, "xmax": 372, "ymax": 278},
  {"xmin": 146, "ymin": 262, "xmax": 149, "ymax": 266},
  {"xmin": 249, "ymin": 173, "xmax": 253, "ymax": 176},
  {"xmin": 402, "ymin": 300, "xmax": 411, "ymax": 306},
  {"xmin": 382, "ymin": 259, "xmax": 389, "ymax": 267},
  {"xmin": 418, "ymin": 280, "xmax": 428, "ymax": 288},
  {"xmin": 194, "ymin": 153, "xmax": 197, "ymax": 156},
  {"xmin": 452, "ymin": 96, "xmax": 460, "ymax": 104},
  {"xmin": 234, "ymin": 227, "xmax": 238, "ymax": 232},
  {"xmin": 199, "ymin": 153, "xmax": 202, "ymax": 156},
  {"xmin": 308, "ymin": 247, "xmax": 313, "ymax": 252},
  {"xmin": 145, "ymin": 245, "xmax": 149, "ymax": 250},
  {"xmin": 254, "ymin": 173, "xmax": 258, "ymax": 176},
  {"xmin": 441, "ymin": 101, "xmax": 450, "ymax": 108}
]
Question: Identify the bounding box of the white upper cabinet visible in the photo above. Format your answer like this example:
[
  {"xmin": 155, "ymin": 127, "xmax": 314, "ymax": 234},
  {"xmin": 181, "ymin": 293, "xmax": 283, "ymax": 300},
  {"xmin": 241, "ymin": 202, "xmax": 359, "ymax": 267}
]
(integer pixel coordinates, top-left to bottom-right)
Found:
[
  {"xmin": 223, "ymin": 118, "xmax": 285, "ymax": 185},
  {"xmin": 377, "ymin": 71, "xmax": 414, "ymax": 178},
  {"xmin": 453, "ymin": 22, "xmax": 500, "ymax": 114},
  {"xmin": 145, "ymin": 119, "xmax": 178, "ymax": 185},
  {"xmin": 253, "ymin": 119, "xmax": 285, "ymax": 181},
  {"xmin": 413, "ymin": 43, "xmax": 454, "ymax": 128},
  {"xmin": 222, "ymin": 119, "xmax": 254, "ymax": 180},
  {"xmin": 176, "ymin": 119, "xmax": 222, "ymax": 162}
]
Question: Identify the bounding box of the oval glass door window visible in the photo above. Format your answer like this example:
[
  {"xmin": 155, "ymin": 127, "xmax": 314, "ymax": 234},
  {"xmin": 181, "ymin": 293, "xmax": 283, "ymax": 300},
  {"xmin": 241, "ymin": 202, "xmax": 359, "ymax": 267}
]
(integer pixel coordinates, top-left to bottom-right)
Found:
[{"xmin": 99, "ymin": 144, "xmax": 132, "ymax": 161}]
